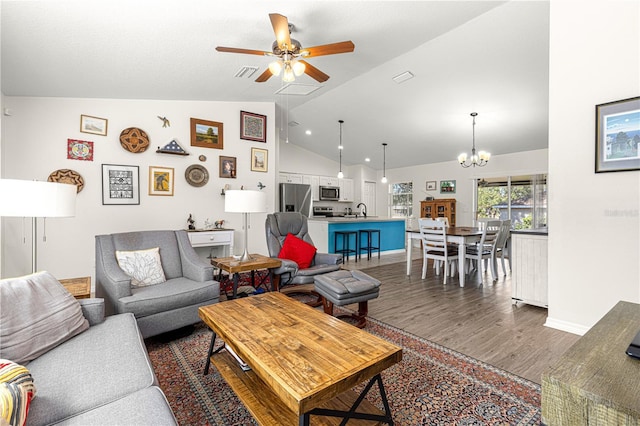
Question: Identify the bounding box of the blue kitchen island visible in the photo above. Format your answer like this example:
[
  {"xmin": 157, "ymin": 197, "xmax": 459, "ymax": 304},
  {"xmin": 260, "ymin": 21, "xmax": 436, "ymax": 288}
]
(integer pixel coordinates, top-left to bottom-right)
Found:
[{"xmin": 307, "ymin": 217, "xmax": 406, "ymax": 256}]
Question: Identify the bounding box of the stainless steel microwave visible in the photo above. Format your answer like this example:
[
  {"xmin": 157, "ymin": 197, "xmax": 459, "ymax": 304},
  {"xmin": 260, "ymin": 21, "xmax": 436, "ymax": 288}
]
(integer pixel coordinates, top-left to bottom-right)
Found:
[{"xmin": 319, "ymin": 186, "xmax": 340, "ymax": 201}]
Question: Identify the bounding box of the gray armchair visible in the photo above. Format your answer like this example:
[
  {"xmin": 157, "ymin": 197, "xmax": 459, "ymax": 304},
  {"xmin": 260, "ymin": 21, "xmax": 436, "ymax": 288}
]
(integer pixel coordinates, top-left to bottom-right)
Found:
[
  {"xmin": 265, "ymin": 212, "xmax": 342, "ymax": 294},
  {"xmin": 95, "ymin": 230, "xmax": 219, "ymax": 338}
]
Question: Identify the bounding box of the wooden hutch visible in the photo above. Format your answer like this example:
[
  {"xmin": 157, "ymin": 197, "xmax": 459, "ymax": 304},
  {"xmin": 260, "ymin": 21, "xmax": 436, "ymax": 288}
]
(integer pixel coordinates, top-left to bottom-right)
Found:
[{"xmin": 420, "ymin": 198, "xmax": 457, "ymax": 226}]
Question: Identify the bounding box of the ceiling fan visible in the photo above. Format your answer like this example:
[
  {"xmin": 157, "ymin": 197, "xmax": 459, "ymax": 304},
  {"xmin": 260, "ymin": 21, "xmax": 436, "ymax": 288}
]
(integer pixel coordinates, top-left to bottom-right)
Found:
[{"xmin": 216, "ymin": 13, "xmax": 355, "ymax": 83}]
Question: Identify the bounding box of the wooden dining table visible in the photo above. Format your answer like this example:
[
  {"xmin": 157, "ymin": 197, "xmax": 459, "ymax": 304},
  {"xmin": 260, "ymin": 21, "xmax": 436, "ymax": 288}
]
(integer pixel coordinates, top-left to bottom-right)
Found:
[{"xmin": 406, "ymin": 226, "xmax": 483, "ymax": 287}]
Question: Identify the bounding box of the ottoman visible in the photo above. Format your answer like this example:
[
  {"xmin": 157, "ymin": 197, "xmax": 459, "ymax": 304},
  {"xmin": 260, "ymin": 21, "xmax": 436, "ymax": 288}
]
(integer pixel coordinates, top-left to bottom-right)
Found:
[{"xmin": 314, "ymin": 270, "xmax": 380, "ymax": 328}]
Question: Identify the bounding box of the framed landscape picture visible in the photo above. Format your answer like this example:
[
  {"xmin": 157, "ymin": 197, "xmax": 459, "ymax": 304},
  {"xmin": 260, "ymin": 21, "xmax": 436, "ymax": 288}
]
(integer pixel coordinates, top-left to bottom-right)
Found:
[
  {"xmin": 251, "ymin": 147, "xmax": 268, "ymax": 172},
  {"xmin": 426, "ymin": 180, "xmax": 436, "ymax": 191},
  {"xmin": 595, "ymin": 96, "xmax": 640, "ymax": 173},
  {"xmin": 148, "ymin": 166, "xmax": 174, "ymax": 196},
  {"xmin": 101, "ymin": 164, "xmax": 139, "ymax": 205},
  {"xmin": 80, "ymin": 114, "xmax": 108, "ymax": 136},
  {"xmin": 190, "ymin": 118, "xmax": 223, "ymax": 149},
  {"xmin": 440, "ymin": 180, "xmax": 456, "ymax": 194},
  {"xmin": 240, "ymin": 111, "xmax": 266, "ymax": 142}
]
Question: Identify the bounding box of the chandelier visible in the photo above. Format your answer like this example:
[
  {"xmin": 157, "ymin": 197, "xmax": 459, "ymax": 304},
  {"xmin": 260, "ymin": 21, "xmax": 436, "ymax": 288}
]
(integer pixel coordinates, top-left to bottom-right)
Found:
[{"xmin": 458, "ymin": 112, "xmax": 490, "ymax": 168}]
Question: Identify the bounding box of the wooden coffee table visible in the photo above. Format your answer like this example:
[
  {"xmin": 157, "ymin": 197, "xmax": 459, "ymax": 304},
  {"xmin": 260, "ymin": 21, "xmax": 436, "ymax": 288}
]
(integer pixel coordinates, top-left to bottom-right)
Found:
[
  {"xmin": 198, "ymin": 292, "xmax": 402, "ymax": 425},
  {"xmin": 210, "ymin": 253, "xmax": 281, "ymax": 299}
]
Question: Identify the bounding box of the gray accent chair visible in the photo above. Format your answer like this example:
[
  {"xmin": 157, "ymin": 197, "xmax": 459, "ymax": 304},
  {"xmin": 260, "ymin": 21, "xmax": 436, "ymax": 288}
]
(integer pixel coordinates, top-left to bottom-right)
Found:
[
  {"xmin": 265, "ymin": 212, "xmax": 342, "ymax": 292},
  {"xmin": 95, "ymin": 230, "xmax": 219, "ymax": 338}
]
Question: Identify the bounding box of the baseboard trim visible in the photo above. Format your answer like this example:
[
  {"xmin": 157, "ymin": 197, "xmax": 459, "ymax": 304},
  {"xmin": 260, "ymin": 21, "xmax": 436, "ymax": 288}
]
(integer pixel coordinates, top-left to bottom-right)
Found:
[{"xmin": 544, "ymin": 317, "xmax": 589, "ymax": 336}]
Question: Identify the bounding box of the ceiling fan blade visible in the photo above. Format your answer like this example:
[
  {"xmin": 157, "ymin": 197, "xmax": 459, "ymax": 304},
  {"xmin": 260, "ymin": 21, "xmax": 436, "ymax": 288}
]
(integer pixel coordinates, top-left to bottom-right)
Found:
[
  {"xmin": 299, "ymin": 60, "xmax": 329, "ymax": 83},
  {"xmin": 216, "ymin": 46, "xmax": 270, "ymax": 56},
  {"xmin": 301, "ymin": 41, "xmax": 355, "ymax": 57},
  {"xmin": 269, "ymin": 13, "xmax": 292, "ymax": 50},
  {"xmin": 255, "ymin": 68, "xmax": 273, "ymax": 83}
]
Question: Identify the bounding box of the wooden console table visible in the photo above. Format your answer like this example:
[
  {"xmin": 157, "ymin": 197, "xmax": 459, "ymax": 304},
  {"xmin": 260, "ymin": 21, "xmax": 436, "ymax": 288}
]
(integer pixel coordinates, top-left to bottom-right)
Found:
[{"xmin": 542, "ymin": 301, "xmax": 640, "ymax": 425}]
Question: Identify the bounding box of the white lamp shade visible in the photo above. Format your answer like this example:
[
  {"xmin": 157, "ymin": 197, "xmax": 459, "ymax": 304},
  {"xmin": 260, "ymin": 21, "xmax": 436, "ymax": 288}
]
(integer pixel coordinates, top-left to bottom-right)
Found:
[
  {"xmin": 224, "ymin": 190, "xmax": 267, "ymax": 213},
  {"xmin": 0, "ymin": 179, "xmax": 77, "ymax": 217}
]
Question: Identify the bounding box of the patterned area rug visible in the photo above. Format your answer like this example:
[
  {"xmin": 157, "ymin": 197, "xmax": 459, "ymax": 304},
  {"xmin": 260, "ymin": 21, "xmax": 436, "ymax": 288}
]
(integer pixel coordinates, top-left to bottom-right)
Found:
[{"xmin": 145, "ymin": 303, "xmax": 541, "ymax": 425}]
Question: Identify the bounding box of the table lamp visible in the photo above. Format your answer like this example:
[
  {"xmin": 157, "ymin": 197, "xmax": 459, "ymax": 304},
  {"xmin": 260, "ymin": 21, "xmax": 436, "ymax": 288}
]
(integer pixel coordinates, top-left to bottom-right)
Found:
[
  {"xmin": 224, "ymin": 190, "xmax": 267, "ymax": 262},
  {"xmin": 0, "ymin": 179, "xmax": 77, "ymax": 273}
]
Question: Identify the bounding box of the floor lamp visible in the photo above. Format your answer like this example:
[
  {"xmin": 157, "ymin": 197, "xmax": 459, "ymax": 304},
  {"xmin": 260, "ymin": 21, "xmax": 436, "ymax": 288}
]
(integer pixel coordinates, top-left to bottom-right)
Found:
[
  {"xmin": 224, "ymin": 190, "xmax": 267, "ymax": 262},
  {"xmin": 0, "ymin": 179, "xmax": 77, "ymax": 273}
]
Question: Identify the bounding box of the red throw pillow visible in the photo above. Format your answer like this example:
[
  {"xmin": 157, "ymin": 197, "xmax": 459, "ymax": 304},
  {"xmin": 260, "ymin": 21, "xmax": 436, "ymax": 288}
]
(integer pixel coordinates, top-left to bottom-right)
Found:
[{"xmin": 278, "ymin": 233, "xmax": 317, "ymax": 269}]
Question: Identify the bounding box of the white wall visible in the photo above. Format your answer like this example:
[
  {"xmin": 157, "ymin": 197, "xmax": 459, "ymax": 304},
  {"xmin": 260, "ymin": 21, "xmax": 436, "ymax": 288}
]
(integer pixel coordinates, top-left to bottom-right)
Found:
[
  {"xmin": 546, "ymin": 0, "xmax": 640, "ymax": 334},
  {"xmin": 382, "ymin": 149, "xmax": 549, "ymax": 224},
  {"xmin": 1, "ymin": 97, "xmax": 276, "ymax": 282},
  {"xmin": 279, "ymin": 140, "xmax": 340, "ymax": 176}
]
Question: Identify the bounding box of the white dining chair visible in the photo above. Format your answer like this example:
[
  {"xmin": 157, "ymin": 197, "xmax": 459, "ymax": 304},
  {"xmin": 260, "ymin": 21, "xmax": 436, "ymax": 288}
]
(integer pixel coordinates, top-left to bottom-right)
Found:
[
  {"xmin": 418, "ymin": 218, "xmax": 458, "ymax": 284},
  {"xmin": 492, "ymin": 219, "xmax": 512, "ymax": 277},
  {"xmin": 435, "ymin": 217, "xmax": 449, "ymax": 227},
  {"xmin": 465, "ymin": 219, "xmax": 501, "ymax": 281}
]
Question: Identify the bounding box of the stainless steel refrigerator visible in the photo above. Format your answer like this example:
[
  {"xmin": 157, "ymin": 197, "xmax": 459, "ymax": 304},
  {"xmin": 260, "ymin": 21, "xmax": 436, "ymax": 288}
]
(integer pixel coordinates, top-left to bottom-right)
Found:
[{"xmin": 279, "ymin": 183, "xmax": 312, "ymax": 217}]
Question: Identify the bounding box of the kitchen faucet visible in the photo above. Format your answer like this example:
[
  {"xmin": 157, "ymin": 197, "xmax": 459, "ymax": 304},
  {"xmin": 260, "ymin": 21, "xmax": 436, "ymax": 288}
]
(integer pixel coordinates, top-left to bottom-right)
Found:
[{"xmin": 356, "ymin": 202, "xmax": 367, "ymax": 218}]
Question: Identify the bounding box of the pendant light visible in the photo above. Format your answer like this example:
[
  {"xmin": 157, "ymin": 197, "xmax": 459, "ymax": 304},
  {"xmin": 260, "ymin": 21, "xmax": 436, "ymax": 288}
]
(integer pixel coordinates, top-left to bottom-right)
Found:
[
  {"xmin": 381, "ymin": 143, "xmax": 388, "ymax": 183},
  {"xmin": 458, "ymin": 112, "xmax": 490, "ymax": 168},
  {"xmin": 337, "ymin": 120, "xmax": 344, "ymax": 179}
]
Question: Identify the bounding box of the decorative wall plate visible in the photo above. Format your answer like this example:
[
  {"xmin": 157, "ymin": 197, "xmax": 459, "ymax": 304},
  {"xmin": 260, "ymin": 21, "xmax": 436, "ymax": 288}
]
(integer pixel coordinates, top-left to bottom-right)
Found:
[
  {"xmin": 119, "ymin": 127, "xmax": 150, "ymax": 153},
  {"xmin": 185, "ymin": 164, "xmax": 209, "ymax": 187},
  {"xmin": 48, "ymin": 169, "xmax": 84, "ymax": 193}
]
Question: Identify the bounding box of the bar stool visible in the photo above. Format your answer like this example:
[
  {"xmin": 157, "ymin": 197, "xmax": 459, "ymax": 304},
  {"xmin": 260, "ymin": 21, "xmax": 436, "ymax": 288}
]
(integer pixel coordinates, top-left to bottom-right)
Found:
[
  {"xmin": 334, "ymin": 230, "xmax": 358, "ymax": 262},
  {"xmin": 359, "ymin": 229, "xmax": 381, "ymax": 260}
]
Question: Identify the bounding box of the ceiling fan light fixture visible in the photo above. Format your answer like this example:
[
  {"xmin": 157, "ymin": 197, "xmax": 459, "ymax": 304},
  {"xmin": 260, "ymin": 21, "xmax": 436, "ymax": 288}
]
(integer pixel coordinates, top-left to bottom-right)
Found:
[
  {"xmin": 292, "ymin": 60, "xmax": 305, "ymax": 76},
  {"xmin": 268, "ymin": 61, "xmax": 282, "ymax": 76},
  {"xmin": 282, "ymin": 63, "xmax": 295, "ymax": 82}
]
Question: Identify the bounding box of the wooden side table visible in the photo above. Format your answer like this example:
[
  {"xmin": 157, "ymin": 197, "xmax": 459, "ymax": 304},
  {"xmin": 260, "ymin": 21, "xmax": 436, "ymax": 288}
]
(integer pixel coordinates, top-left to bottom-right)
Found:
[
  {"xmin": 59, "ymin": 276, "xmax": 91, "ymax": 299},
  {"xmin": 210, "ymin": 254, "xmax": 281, "ymax": 299}
]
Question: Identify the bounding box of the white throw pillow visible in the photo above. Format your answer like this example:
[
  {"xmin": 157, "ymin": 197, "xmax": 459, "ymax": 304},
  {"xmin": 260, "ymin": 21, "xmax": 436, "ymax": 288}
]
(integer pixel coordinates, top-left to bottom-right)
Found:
[{"xmin": 115, "ymin": 247, "xmax": 166, "ymax": 287}]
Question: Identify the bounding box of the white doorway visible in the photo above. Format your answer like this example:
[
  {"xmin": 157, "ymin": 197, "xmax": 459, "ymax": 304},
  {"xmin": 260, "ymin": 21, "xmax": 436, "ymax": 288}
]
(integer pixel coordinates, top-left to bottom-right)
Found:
[{"xmin": 362, "ymin": 181, "xmax": 377, "ymax": 216}]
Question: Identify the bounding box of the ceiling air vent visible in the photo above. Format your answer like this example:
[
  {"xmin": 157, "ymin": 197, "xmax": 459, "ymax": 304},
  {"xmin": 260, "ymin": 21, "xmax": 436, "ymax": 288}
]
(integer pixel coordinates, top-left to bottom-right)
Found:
[
  {"xmin": 392, "ymin": 71, "xmax": 414, "ymax": 84},
  {"xmin": 234, "ymin": 66, "xmax": 259, "ymax": 78}
]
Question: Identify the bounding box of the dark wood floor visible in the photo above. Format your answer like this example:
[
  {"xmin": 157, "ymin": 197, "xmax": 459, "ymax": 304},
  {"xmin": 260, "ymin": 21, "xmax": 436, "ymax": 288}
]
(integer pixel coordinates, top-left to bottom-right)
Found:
[{"xmin": 341, "ymin": 252, "xmax": 580, "ymax": 384}]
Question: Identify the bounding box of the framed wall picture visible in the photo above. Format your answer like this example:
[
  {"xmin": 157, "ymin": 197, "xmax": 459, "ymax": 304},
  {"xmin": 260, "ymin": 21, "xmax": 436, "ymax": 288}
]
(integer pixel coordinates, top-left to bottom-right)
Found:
[
  {"xmin": 67, "ymin": 139, "xmax": 94, "ymax": 161},
  {"xmin": 426, "ymin": 181, "xmax": 437, "ymax": 191},
  {"xmin": 148, "ymin": 166, "xmax": 174, "ymax": 196},
  {"xmin": 219, "ymin": 156, "xmax": 237, "ymax": 178},
  {"xmin": 440, "ymin": 180, "xmax": 456, "ymax": 194},
  {"xmin": 240, "ymin": 111, "xmax": 267, "ymax": 143},
  {"xmin": 101, "ymin": 164, "xmax": 139, "ymax": 205},
  {"xmin": 251, "ymin": 147, "xmax": 268, "ymax": 172},
  {"xmin": 190, "ymin": 118, "xmax": 223, "ymax": 149},
  {"xmin": 595, "ymin": 96, "xmax": 640, "ymax": 173},
  {"xmin": 80, "ymin": 114, "xmax": 108, "ymax": 136}
]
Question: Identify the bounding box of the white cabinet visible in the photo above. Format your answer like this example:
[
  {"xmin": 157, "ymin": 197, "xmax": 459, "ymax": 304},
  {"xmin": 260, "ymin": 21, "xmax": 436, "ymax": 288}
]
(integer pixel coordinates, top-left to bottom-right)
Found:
[
  {"xmin": 187, "ymin": 230, "xmax": 234, "ymax": 260},
  {"xmin": 319, "ymin": 176, "xmax": 339, "ymax": 187},
  {"xmin": 303, "ymin": 175, "xmax": 320, "ymax": 201},
  {"xmin": 339, "ymin": 178, "xmax": 354, "ymax": 202},
  {"xmin": 279, "ymin": 173, "xmax": 303, "ymax": 184},
  {"xmin": 511, "ymin": 231, "xmax": 548, "ymax": 307}
]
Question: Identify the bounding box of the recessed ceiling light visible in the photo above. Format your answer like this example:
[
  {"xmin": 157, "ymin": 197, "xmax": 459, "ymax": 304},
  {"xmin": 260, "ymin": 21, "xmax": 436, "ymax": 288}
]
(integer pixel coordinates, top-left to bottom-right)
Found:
[
  {"xmin": 365, "ymin": 158, "xmax": 371, "ymax": 162},
  {"xmin": 305, "ymin": 130, "xmax": 312, "ymax": 135},
  {"xmin": 392, "ymin": 71, "xmax": 414, "ymax": 84}
]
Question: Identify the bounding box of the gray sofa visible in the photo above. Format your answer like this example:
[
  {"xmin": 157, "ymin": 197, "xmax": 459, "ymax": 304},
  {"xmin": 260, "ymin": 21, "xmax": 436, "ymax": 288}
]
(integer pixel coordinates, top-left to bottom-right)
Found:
[
  {"xmin": 95, "ymin": 229, "xmax": 220, "ymax": 338},
  {"xmin": 27, "ymin": 299, "xmax": 176, "ymax": 425},
  {"xmin": 0, "ymin": 272, "xmax": 176, "ymax": 425}
]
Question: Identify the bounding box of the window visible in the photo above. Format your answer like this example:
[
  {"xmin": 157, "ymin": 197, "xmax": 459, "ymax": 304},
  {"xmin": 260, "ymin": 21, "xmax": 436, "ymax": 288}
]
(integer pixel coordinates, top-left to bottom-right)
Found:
[
  {"xmin": 390, "ymin": 182, "xmax": 413, "ymax": 218},
  {"xmin": 476, "ymin": 174, "xmax": 547, "ymax": 229}
]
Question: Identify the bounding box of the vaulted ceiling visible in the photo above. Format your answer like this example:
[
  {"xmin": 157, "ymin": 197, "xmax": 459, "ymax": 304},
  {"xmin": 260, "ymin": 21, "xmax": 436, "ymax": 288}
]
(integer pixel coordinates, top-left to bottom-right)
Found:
[{"xmin": 1, "ymin": 1, "xmax": 549, "ymax": 170}]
